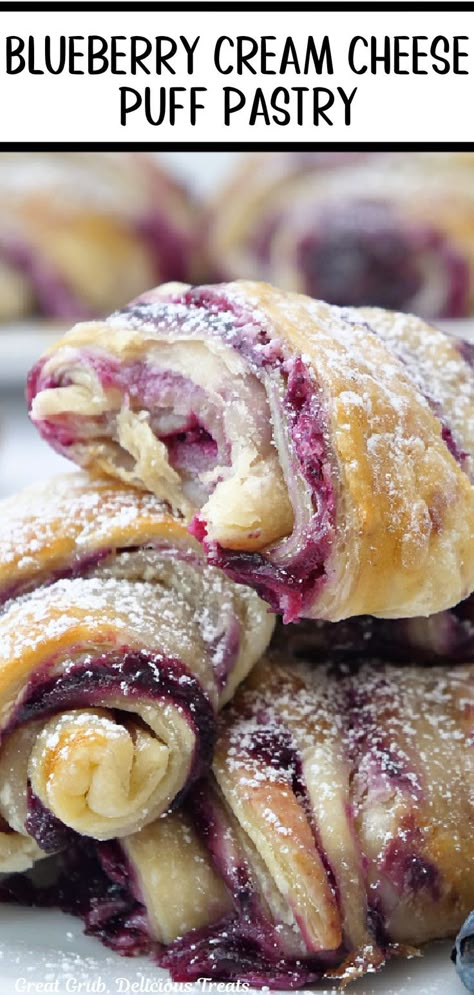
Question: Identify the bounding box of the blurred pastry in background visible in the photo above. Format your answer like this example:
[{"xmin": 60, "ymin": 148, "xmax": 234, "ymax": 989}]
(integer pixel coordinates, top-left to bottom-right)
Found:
[
  {"xmin": 0, "ymin": 152, "xmax": 199, "ymax": 320},
  {"xmin": 206, "ymin": 152, "xmax": 474, "ymax": 319},
  {"xmin": 271, "ymin": 592, "xmax": 474, "ymax": 666}
]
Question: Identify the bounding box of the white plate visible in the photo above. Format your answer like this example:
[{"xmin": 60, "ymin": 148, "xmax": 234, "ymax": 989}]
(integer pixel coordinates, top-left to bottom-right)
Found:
[{"xmin": 0, "ymin": 907, "xmax": 466, "ymax": 995}]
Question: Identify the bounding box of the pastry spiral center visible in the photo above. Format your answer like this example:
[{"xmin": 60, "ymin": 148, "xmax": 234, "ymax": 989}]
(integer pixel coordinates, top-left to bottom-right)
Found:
[{"xmin": 29, "ymin": 709, "xmax": 170, "ymax": 833}]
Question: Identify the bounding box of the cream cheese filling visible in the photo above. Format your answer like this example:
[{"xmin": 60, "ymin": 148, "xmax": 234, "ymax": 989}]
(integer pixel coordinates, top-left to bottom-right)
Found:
[{"xmin": 32, "ymin": 336, "xmax": 294, "ymax": 551}]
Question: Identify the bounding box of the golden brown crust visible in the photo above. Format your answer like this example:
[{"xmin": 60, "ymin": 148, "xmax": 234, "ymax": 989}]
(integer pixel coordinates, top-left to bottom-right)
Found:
[
  {"xmin": 0, "ymin": 473, "xmax": 273, "ymax": 863},
  {"xmin": 227, "ymin": 281, "xmax": 474, "ymax": 618},
  {"xmin": 0, "ymin": 472, "xmax": 192, "ymax": 599}
]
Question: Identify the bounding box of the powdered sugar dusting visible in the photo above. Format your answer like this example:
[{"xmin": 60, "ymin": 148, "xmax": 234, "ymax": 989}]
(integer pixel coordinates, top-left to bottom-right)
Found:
[
  {"xmin": 356, "ymin": 305, "xmax": 474, "ymax": 479},
  {"xmin": 0, "ymin": 471, "xmax": 272, "ymax": 858},
  {"xmin": 209, "ymin": 655, "xmax": 473, "ymax": 966},
  {"xmin": 29, "ymin": 280, "xmax": 474, "ymax": 620},
  {"xmin": 0, "ymin": 471, "xmax": 181, "ymax": 602},
  {"xmin": 222, "ymin": 656, "xmax": 473, "ymax": 813}
]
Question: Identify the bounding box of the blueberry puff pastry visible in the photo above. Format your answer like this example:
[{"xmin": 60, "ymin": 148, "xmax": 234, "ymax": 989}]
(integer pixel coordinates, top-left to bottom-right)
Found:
[
  {"xmin": 0, "ymin": 474, "xmax": 273, "ymax": 867},
  {"xmin": 207, "ymin": 152, "xmax": 474, "ymax": 318},
  {"xmin": 24, "ymin": 655, "xmax": 473, "ymax": 987},
  {"xmin": 0, "ymin": 152, "xmax": 198, "ymax": 320},
  {"xmin": 163, "ymin": 656, "xmax": 474, "ymax": 987},
  {"xmin": 28, "ymin": 280, "xmax": 474, "ymax": 621}
]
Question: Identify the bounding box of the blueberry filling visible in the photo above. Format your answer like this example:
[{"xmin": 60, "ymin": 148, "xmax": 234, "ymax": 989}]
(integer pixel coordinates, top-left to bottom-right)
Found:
[
  {"xmin": 25, "ymin": 785, "xmax": 80, "ymax": 854},
  {"xmin": 344, "ymin": 674, "xmax": 423, "ymax": 803},
  {"xmin": 0, "ymin": 547, "xmax": 110, "ymax": 607},
  {"xmin": 382, "ymin": 834, "xmax": 440, "ymax": 901},
  {"xmin": 160, "ymin": 422, "xmax": 219, "ymax": 474},
  {"xmin": 158, "ymin": 916, "xmax": 331, "ymax": 989},
  {"xmin": 165, "ymin": 777, "xmax": 343, "ymax": 987},
  {"xmin": 29, "ymin": 287, "xmax": 337, "ymax": 622},
  {"xmin": 4, "ymin": 651, "xmax": 216, "ymax": 850},
  {"xmin": 274, "ymin": 593, "xmax": 474, "ymax": 666},
  {"xmin": 207, "ymin": 615, "xmax": 242, "ymax": 693},
  {"xmin": 201, "ymin": 354, "xmax": 335, "ymax": 620},
  {"xmin": 458, "ymin": 339, "xmax": 474, "ymax": 370},
  {"xmin": 0, "ymin": 841, "xmax": 153, "ymax": 957},
  {"xmin": 189, "ymin": 782, "xmax": 258, "ymax": 915},
  {"xmin": 29, "ymin": 356, "xmax": 226, "ymax": 508},
  {"xmin": 186, "ymin": 715, "xmax": 346, "ymax": 980},
  {"xmin": 296, "ymin": 200, "xmax": 469, "ymax": 317}
]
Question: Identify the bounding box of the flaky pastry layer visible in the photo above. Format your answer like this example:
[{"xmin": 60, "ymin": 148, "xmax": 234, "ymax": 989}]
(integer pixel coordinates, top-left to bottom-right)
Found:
[
  {"xmin": 0, "ymin": 473, "xmax": 273, "ymax": 866},
  {"xmin": 28, "ymin": 280, "xmax": 474, "ymax": 621}
]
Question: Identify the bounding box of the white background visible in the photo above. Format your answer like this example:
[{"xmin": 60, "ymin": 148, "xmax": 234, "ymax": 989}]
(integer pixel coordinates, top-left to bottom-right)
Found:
[{"xmin": 0, "ymin": 11, "xmax": 472, "ymax": 141}]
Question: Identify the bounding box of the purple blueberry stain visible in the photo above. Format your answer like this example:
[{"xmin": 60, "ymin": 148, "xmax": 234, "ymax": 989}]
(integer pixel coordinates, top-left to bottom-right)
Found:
[
  {"xmin": 295, "ymin": 200, "xmax": 469, "ymax": 318},
  {"xmin": 3, "ymin": 650, "xmax": 217, "ymax": 847},
  {"xmin": 0, "ymin": 840, "xmax": 154, "ymax": 957},
  {"xmin": 28, "ymin": 286, "xmax": 338, "ymax": 622}
]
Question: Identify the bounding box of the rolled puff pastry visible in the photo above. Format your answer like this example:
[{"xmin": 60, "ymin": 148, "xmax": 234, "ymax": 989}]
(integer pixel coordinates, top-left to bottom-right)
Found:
[
  {"xmin": 0, "ymin": 473, "xmax": 273, "ymax": 870},
  {"xmin": 206, "ymin": 151, "xmax": 474, "ymax": 318},
  {"xmin": 0, "ymin": 810, "xmax": 232, "ymax": 955},
  {"xmin": 31, "ymin": 654, "xmax": 473, "ymax": 985},
  {"xmin": 28, "ymin": 280, "xmax": 474, "ymax": 621},
  {"xmin": 162, "ymin": 655, "xmax": 474, "ymax": 987},
  {"xmin": 0, "ymin": 152, "xmax": 199, "ymax": 320}
]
